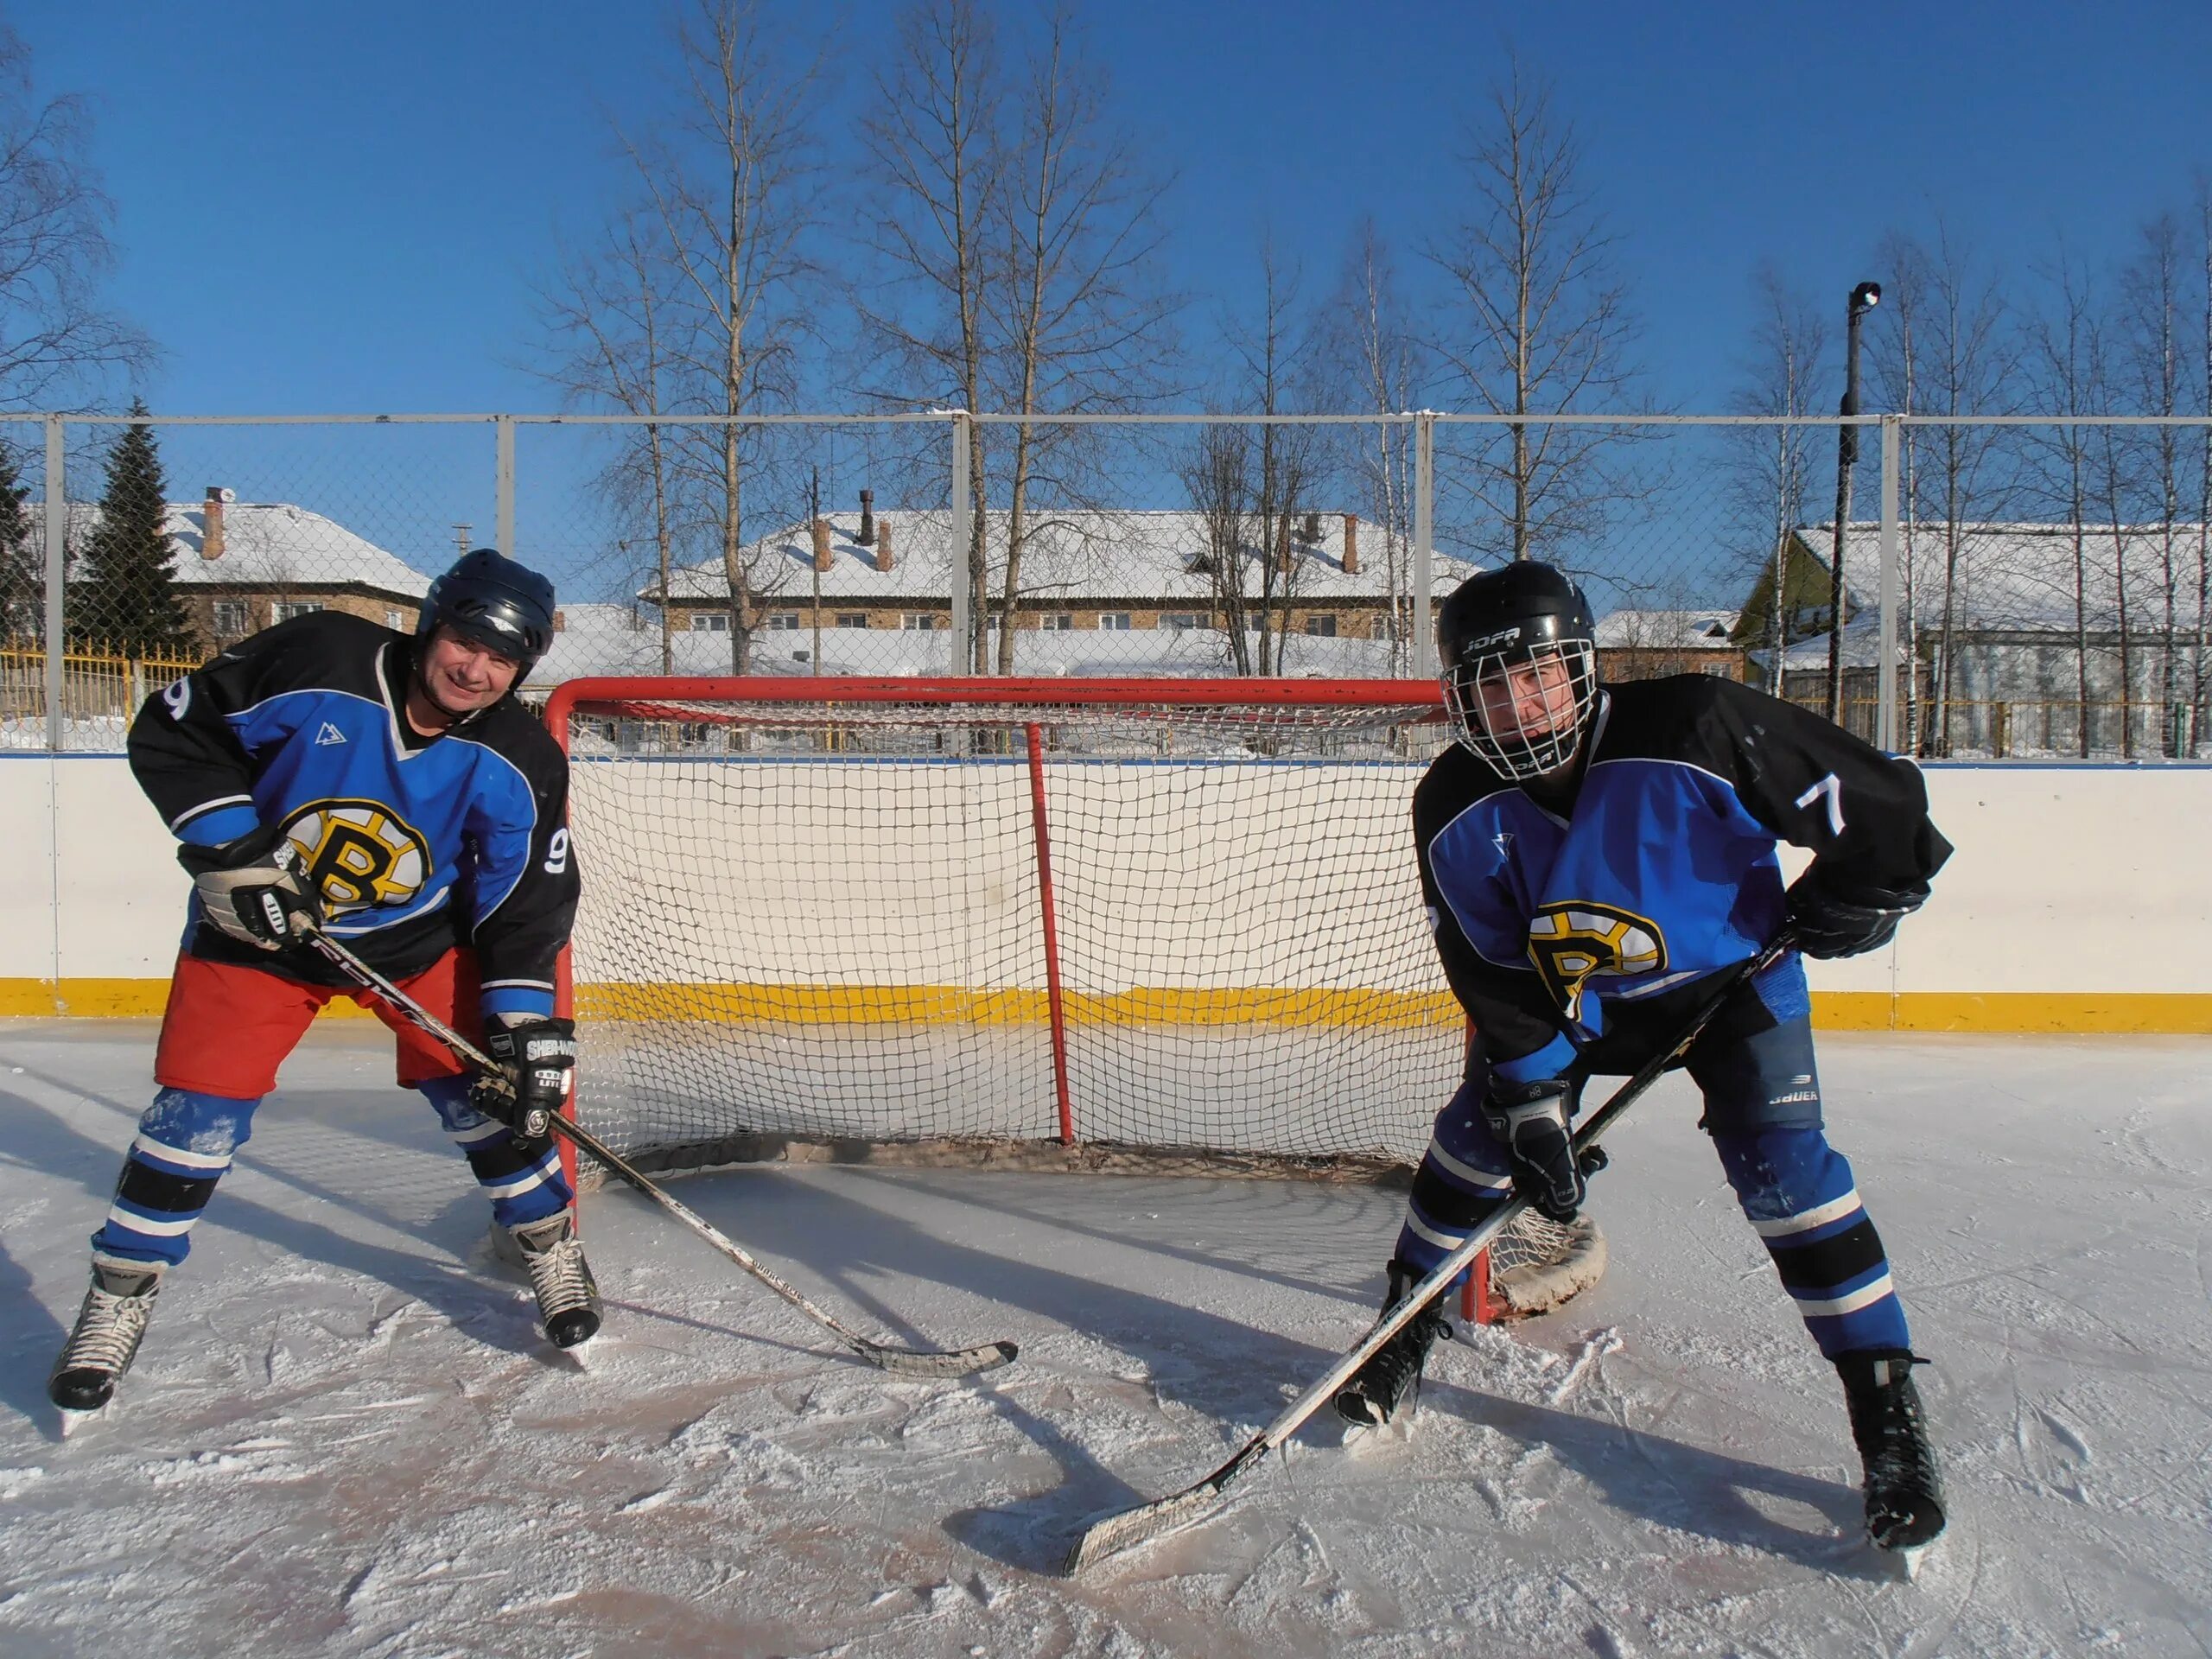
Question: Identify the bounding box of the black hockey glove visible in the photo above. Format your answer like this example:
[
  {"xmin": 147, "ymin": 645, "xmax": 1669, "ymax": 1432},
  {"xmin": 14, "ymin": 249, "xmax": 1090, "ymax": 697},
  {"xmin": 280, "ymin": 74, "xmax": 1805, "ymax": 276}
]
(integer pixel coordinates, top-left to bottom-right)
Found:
[
  {"xmin": 177, "ymin": 826, "xmax": 323, "ymax": 952},
  {"xmin": 1484, "ymin": 1077, "xmax": 1587, "ymax": 1224},
  {"xmin": 1785, "ymin": 870, "xmax": 1928, "ymax": 960},
  {"xmin": 474, "ymin": 1016, "xmax": 576, "ymax": 1152}
]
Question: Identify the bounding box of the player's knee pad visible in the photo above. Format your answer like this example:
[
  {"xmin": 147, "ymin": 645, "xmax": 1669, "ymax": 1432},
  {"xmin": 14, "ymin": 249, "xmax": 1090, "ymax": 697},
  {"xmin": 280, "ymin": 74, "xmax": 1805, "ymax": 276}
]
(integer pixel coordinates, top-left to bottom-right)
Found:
[
  {"xmin": 1711, "ymin": 1125, "xmax": 1840, "ymax": 1208},
  {"xmin": 136, "ymin": 1085, "xmax": 262, "ymax": 1162},
  {"xmin": 92, "ymin": 1087, "xmax": 262, "ymax": 1270},
  {"xmin": 416, "ymin": 1074, "xmax": 490, "ymax": 1135}
]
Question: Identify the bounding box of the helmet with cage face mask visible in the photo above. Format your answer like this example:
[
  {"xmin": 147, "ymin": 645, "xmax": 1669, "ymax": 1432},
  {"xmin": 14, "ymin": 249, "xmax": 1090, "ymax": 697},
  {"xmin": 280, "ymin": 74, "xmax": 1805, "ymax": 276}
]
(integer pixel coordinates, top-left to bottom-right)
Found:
[{"xmin": 1436, "ymin": 563, "xmax": 1600, "ymax": 780}]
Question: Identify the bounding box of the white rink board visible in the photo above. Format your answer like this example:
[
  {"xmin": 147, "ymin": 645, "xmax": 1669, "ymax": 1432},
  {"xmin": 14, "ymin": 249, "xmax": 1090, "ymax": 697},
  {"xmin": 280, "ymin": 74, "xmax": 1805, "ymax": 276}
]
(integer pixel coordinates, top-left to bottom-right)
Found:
[{"xmin": 6, "ymin": 753, "xmax": 2212, "ymax": 1004}]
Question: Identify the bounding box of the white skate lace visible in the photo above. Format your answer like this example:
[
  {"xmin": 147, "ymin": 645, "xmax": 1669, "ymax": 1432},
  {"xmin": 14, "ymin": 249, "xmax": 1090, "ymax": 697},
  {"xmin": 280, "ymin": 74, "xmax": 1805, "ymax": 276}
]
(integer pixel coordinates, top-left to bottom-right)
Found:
[
  {"xmin": 520, "ymin": 1230, "xmax": 594, "ymax": 1321},
  {"xmin": 60, "ymin": 1282, "xmax": 156, "ymax": 1376}
]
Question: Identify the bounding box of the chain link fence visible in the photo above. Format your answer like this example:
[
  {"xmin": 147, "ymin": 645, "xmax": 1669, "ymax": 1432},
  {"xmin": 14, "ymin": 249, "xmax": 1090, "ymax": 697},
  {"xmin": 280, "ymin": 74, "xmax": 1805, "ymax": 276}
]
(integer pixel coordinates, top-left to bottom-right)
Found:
[{"xmin": 3, "ymin": 410, "xmax": 2207, "ymax": 760}]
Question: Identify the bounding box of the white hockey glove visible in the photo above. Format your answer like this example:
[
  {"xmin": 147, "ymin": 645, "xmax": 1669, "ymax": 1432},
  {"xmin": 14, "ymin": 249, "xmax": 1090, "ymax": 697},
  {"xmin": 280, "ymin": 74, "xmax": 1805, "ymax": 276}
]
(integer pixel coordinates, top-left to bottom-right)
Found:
[
  {"xmin": 1484, "ymin": 1077, "xmax": 1594, "ymax": 1224},
  {"xmin": 177, "ymin": 828, "xmax": 323, "ymax": 951},
  {"xmin": 474, "ymin": 1015, "xmax": 576, "ymax": 1153}
]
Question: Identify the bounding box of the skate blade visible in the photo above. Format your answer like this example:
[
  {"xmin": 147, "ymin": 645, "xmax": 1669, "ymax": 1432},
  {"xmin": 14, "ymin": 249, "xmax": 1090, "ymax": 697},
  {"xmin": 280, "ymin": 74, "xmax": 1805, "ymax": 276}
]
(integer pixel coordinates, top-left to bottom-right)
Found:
[
  {"xmin": 56, "ymin": 1407, "xmax": 97, "ymax": 1440},
  {"xmin": 558, "ymin": 1337, "xmax": 595, "ymax": 1372},
  {"xmin": 1887, "ymin": 1538, "xmax": 1934, "ymax": 1581}
]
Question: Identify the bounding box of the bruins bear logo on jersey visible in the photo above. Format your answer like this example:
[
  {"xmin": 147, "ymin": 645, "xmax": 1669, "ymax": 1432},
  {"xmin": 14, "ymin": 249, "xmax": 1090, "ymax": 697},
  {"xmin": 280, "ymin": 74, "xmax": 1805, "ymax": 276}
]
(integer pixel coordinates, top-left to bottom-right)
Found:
[
  {"xmin": 1526, "ymin": 901, "xmax": 1667, "ymax": 1027},
  {"xmin": 278, "ymin": 799, "xmax": 432, "ymax": 912}
]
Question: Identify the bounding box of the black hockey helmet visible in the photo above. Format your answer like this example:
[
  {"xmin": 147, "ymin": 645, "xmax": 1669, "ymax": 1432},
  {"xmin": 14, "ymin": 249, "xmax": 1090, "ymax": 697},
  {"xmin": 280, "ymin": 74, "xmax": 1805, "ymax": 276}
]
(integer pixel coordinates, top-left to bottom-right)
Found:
[
  {"xmin": 1436, "ymin": 561, "xmax": 1600, "ymax": 779},
  {"xmin": 416, "ymin": 549, "xmax": 556, "ymax": 680}
]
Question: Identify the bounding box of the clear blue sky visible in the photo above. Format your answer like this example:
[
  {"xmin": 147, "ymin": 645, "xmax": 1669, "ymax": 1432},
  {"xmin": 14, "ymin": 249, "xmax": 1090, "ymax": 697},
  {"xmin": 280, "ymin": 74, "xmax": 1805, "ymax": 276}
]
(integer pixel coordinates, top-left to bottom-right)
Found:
[{"xmin": 17, "ymin": 0, "xmax": 2212, "ymax": 417}]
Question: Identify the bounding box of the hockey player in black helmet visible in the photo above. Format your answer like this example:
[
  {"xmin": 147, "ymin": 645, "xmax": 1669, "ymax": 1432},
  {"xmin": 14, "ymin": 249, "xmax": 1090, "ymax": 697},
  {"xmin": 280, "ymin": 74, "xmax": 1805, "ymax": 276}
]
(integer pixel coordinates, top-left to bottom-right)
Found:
[
  {"xmin": 51, "ymin": 547, "xmax": 597, "ymax": 1426},
  {"xmin": 1334, "ymin": 559, "xmax": 1953, "ymax": 1564}
]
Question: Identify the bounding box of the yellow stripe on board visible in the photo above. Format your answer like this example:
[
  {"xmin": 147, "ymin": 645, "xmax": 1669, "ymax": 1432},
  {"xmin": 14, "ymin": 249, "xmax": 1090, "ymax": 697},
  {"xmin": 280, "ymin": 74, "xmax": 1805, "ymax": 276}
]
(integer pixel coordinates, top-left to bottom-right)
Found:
[
  {"xmin": 573, "ymin": 982, "xmax": 1466, "ymax": 1030},
  {"xmin": 0, "ymin": 980, "xmax": 376, "ymax": 1019},
  {"xmin": 7, "ymin": 978, "xmax": 2212, "ymax": 1034}
]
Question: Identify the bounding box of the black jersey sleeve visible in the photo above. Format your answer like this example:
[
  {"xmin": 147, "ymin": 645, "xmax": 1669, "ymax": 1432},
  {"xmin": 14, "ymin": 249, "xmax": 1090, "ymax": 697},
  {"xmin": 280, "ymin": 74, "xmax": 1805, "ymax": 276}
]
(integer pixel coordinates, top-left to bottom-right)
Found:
[
  {"xmin": 1413, "ymin": 769, "xmax": 1572, "ymax": 1077},
  {"xmin": 127, "ymin": 613, "xmax": 356, "ymax": 844},
  {"xmin": 1698, "ymin": 678, "xmax": 1952, "ymax": 896},
  {"xmin": 464, "ymin": 714, "xmax": 581, "ymax": 1020}
]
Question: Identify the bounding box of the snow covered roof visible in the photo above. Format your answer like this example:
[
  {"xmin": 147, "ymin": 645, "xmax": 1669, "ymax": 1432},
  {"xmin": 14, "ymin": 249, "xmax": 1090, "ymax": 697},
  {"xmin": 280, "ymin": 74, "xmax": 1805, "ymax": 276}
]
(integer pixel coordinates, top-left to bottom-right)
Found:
[
  {"xmin": 652, "ymin": 509, "xmax": 1475, "ymax": 607},
  {"xmin": 1592, "ymin": 607, "xmax": 1740, "ymax": 650},
  {"xmin": 1806, "ymin": 522, "xmax": 2207, "ymax": 633},
  {"xmin": 534, "ymin": 601, "xmax": 1414, "ymax": 684},
  {"xmin": 33, "ymin": 500, "xmax": 433, "ymax": 598}
]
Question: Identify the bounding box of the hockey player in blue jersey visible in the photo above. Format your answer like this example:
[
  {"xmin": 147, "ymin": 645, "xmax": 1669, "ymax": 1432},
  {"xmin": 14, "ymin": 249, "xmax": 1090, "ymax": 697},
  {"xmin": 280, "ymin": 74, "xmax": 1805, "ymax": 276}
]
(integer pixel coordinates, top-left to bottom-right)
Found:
[
  {"xmin": 49, "ymin": 549, "xmax": 598, "ymax": 1418},
  {"xmin": 1332, "ymin": 561, "xmax": 1951, "ymax": 1558}
]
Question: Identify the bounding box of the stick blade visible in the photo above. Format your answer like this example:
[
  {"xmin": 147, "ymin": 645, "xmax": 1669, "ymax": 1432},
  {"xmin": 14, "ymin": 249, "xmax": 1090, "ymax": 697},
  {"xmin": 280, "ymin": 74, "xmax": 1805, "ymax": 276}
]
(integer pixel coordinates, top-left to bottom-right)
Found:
[
  {"xmin": 862, "ymin": 1338, "xmax": 1019, "ymax": 1377},
  {"xmin": 1060, "ymin": 1442, "xmax": 1270, "ymax": 1575},
  {"xmin": 1063, "ymin": 1484, "xmax": 1231, "ymax": 1575}
]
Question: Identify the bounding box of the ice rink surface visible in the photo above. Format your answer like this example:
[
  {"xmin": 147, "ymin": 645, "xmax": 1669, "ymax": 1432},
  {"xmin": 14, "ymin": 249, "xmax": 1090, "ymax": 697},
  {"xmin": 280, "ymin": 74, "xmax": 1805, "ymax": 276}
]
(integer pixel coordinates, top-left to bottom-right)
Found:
[{"xmin": 3, "ymin": 1018, "xmax": 2209, "ymax": 1658}]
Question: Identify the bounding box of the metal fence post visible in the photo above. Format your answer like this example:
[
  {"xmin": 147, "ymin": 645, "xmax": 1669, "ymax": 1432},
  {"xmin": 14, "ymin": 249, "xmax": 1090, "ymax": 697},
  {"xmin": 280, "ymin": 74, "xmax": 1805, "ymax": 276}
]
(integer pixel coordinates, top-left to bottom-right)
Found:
[
  {"xmin": 495, "ymin": 416, "xmax": 516, "ymax": 556},
  {"xmin": 43, "ymin": 416, "xmax": 64, "ymax": 752},
  {"xmin": 1877, "ymin": 415, "xmax": 1900, "ymax": 752},
  {"xmin": 950, "ymin": 412, "xmax": 973, "ymax": 671},
  {"xmin": 1412, "ymin": 411, "xmax": 1435, "ymax": 681}
]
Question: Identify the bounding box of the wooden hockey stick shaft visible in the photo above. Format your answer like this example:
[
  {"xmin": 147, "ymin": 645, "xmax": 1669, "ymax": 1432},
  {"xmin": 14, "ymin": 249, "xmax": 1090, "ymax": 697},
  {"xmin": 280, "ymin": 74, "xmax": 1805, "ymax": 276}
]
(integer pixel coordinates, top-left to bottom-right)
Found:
[
  {"xmin": 301, "ymin": 932, "xmax": 1018, "ymax": 1378},
  {"xmin": 1064, "ymin": 933, "xmax": 1797, "ymax": 1573}
]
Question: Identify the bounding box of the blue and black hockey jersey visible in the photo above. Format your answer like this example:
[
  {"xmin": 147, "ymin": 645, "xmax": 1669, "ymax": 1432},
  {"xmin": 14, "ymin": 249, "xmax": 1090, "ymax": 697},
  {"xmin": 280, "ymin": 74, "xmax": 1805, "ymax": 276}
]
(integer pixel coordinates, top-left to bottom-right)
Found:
[
  {"xmin": 127, "ymin": 612, "xmax": 579, "ymax": 1020},
  {"xmin": 1416, "ymin": 675, "xmax": 1951, "ymax": 1084}
]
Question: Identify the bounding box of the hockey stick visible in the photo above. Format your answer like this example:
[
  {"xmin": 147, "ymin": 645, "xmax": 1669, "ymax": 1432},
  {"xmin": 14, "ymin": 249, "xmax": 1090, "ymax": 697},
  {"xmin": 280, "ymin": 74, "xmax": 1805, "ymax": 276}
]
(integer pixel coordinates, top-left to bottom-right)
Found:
[
  {"xmin": 300, "ymin": 931, "xmax": 1019, "ymax": 1379},
  {"xmin": 1063, "ymin": 933, "xmax": 1797, "ymax": 1574}
]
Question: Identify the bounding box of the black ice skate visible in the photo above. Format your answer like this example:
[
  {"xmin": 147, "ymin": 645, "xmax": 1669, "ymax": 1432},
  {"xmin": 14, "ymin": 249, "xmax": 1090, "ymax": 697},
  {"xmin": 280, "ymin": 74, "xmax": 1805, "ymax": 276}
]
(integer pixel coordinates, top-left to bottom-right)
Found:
[
  {"xmin": 510, "ymin": 1210, "xmax": 602, "ymax": 1353},
  {"xmin": 1837, "ymin": 1349, "xmax": 1946, "ymax": 1564},
  {"xmin": 1333, "ymin": 1259, "xmax": 1452, "ymax": 1430},
  {"xmin": 48, "ymin": 1261, "xmax": 162, "ymax": 1417}
]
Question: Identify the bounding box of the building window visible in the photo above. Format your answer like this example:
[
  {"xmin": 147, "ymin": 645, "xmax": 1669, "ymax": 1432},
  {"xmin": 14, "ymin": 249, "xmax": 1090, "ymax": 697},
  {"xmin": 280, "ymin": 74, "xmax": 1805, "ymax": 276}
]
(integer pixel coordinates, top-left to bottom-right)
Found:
[
  {"xmin": 273, "ymin": 601, "xmax": 324, "ymax": 623},
  {"xmin": 1162, "ymin": 612, "xmax": 1203, "ymax": 631},
  {"xmin": 213, "ymin": 599, "xmax": 251, "ymax": 638},
  {"xmin": 691, "ymin": 613, "xmax": 730, "ymax": 632},
  {"xmin": 1304, "ymin": 613, "xmax": 1338, "ymax": 638},
  {"xmin": 901, "ymin": 613, "xmax": 943, "ymax": 631},
  {"xmin": 1041, "ymin": 613, "xmax": 1073, "ymax": 632},
  {"xmin": 1096, "ymin": 613, "xmax": 1132, "ymax": 631},
  {"xmin": 766, "ymin": 612, "xmax": 802, "ymax": 631},
  {"xmin": 836, "ymin": 613, "xmax": 869, "ymax": 629},
  {"xmin": 385, "ymin": 608, "xmax": 404, "ymax": 630}
]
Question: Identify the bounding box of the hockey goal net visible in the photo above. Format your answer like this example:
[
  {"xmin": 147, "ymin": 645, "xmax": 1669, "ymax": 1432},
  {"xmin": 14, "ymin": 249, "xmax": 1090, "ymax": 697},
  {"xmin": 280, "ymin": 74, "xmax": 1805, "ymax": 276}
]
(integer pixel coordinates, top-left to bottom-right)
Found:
[{"xmin": 544, "ymin": 676, "xmax": 1602, "ymax": 1318}]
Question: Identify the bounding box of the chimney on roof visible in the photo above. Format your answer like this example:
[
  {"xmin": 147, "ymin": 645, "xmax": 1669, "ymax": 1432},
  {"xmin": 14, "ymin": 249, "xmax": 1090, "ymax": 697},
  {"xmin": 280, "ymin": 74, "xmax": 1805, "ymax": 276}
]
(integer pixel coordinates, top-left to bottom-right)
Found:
[
  {"xmin": 856, "ymin": 488, "xmax": 875, "ymax": 546},
  {"xmin": 1341, "ymin": 513, "xmax": 1360, "ymax": 576},
  {"xmin": 1276, "ymin": 516, "xmax": 1294, "ymax": 575},
  {"xmin": 876, "ymin": 516, "xmax": 894, "ymax": 572},
  {"xmin": 810, "ymin": 515, "xmax": 834, "ymax": 573},
  {"xmin": 1301, "ymin": 510, "xmax": 1320, "ymax": 543},
  {"xmin": 201, "ymin": 486, "xmax": 233, "ymax": 562}
]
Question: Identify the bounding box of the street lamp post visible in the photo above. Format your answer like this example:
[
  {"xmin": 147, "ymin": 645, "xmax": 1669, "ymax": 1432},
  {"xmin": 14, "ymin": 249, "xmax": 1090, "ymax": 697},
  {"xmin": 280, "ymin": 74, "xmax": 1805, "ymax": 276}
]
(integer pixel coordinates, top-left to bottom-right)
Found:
[{"xmin": 1826, "ymin": 280, "xmax": 1881, "ymax": 724}]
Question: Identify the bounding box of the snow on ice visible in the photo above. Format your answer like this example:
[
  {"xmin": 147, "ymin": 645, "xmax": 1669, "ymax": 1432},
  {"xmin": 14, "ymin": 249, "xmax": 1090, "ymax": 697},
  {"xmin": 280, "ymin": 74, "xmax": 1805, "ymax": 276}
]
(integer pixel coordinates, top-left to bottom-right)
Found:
[{"xmin": 3, "ymin": 1017, "xmax": 2210, "ymax": 1656}]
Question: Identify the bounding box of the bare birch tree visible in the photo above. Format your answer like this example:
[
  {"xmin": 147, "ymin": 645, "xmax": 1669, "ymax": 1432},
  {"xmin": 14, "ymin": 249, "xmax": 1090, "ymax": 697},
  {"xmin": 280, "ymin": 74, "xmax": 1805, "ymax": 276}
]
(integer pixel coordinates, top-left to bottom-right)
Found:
[
  {"xmin": 1327, "ymin": 220, "xmax": 1420, "ymax": 672},
  {"xmin": 988, "ymin": 5, "xmax": 1176, "ymax": 671},
  {"xmin": 626, "ymin": 0, "xmax": 827, "ymax": 673},
  {"xmin": 1727, "ymin": 266, "xmax": 1828, "ymax": 697},
  {"xmin": 2120, "ymin": 214, "xmax": 2189, "ymax": 753},
  {"xmin": 859, "ymin": 0, "xmax": 1005, "ymax": 670},
  {"xmin": 1870, "ymin": 224, "xmax": 2018, "ymax": 755},
  {"xmin": 532, "ymin": 208, "xmax": 688, "ymax": 671},
  {"xmin": 1180, "ymin": 246, "xmax": 1322, "ymax": 676},
  {"xmin": 1424, "ymin": 56, "xmax": 1642, "ymax": 564},
  {"xmin": 0, "ymin": 26, "xmax": 155, "ymax": 407},
  {"xmin": 2024, "ymin": 251, "xmax": 2107, "ymax": 758}
]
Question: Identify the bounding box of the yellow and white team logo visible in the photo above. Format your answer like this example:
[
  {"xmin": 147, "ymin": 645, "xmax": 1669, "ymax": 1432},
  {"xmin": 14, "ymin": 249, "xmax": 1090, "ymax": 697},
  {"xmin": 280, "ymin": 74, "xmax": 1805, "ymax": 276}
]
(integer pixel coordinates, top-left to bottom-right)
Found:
[
  {"xmin": 1527, "ymin": 901, "xmax": 1667, "ymax": 1026},
  {"xmin": 279, "ymin": 799, "xmax": 432, "ymax": 912}
]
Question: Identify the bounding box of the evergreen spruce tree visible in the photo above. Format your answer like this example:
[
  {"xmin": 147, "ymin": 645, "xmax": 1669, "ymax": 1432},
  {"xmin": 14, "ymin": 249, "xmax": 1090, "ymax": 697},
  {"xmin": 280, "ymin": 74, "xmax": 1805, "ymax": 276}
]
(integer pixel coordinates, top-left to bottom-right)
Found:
[
  {"xmin": 0, "ymin": 443, "xmax": 35, "ymax": 643},
  {"xmin": 74, "ymin": 401, "xmax": 190, "ymax": 656}
]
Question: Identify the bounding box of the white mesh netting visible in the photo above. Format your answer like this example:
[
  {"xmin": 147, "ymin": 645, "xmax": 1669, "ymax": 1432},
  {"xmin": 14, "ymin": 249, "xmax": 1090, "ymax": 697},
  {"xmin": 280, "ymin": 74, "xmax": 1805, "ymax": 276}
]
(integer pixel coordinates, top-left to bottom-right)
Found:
[{"xmin": 556, "ymin": 681, "xmax": 1465, "ymax": 1175}]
